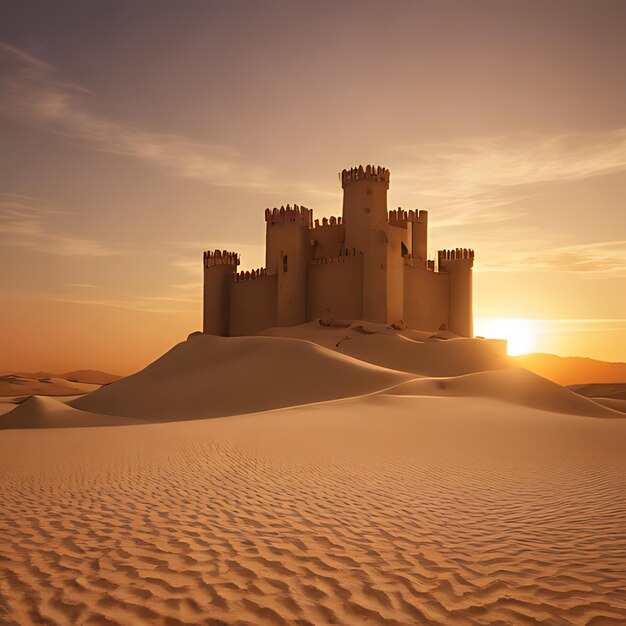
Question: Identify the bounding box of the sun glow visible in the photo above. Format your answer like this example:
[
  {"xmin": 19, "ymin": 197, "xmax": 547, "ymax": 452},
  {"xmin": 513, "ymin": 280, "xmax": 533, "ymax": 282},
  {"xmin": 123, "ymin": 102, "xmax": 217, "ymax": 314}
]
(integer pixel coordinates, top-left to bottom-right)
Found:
[{"xmin": 474, "ymin": 318, "xmax": 537, "ymax": 356}]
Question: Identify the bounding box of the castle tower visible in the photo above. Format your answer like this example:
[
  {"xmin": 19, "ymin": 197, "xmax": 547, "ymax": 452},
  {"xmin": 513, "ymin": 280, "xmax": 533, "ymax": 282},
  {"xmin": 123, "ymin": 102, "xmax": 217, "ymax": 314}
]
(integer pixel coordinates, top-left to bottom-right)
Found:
[
  {"xmin": 340, "ymin": 165, "xmax": 390, "ymax": 322},
  {"xmin": 438, "ymin": 248, "xmax": 474, "ymax": 337},
  {"xmin": 411, "ymin": 210, "xmax": 428, "ymax": 266},
  {"xmin": 203, "ymin": 249, "xmax": 239, "ymax": 336},
  {"xmin": 265, "ymin": 205, "xmax": 312, "ymax": 326}
]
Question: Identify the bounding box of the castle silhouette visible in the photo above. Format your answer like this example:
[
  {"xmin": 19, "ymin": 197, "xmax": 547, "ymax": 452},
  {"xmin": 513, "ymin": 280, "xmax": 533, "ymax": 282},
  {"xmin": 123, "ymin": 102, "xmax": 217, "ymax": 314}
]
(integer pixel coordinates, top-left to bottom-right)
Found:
[{"xmin": 203, "ymin": 165, "xmax": 473, "ymax": 336}]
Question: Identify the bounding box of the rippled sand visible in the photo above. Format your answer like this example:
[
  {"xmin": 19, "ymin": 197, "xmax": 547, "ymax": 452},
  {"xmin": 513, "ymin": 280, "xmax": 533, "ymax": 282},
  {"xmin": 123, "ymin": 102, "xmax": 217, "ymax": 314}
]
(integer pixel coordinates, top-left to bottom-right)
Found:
[{"xmin": 1, "ymin": 394, "xmax": 625, "ymax": 625}]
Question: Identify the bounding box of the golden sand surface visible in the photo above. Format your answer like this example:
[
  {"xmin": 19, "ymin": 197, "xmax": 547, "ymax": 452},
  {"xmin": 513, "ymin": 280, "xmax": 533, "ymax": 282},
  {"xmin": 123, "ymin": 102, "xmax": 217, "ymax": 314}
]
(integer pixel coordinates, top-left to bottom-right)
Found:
[{"xmin": 0, "ymin": 325, "xmax": 624, "ymax": 624}]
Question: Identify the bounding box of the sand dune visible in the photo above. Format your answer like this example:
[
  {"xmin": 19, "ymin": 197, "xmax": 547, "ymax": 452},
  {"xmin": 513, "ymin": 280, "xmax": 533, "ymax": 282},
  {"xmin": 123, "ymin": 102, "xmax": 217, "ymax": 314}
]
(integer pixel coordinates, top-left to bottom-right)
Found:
[
  {"xmin": 0, "ymin": 396, "xmax": 139, "ymax": 429},
  {"xmin": 0, "ymin": 395, "xmax": 625, "ymax": 625},
  {"xmin": 8, "ymin": 369, "xmax": 122, "ymax": 385},
  {"xmin": 70, "ymin": 332, "xmax": 410, "ymax": 422},
  {"xmin": 569, "ymin": 382, "xmax": 626, "ymax": 401},
  {"xmin": 593, "ymin": 397, "xmax": 626, "ymax": 413},
  {"xmin": 3, "ymin": 325, "xmax": 618, "ymax": 428},
  {"xmin": 386, "ymin": 367, "xmax": 620, "ymax": 417},
  {"xmin": 263, "ymin": 320, "xmax": 509, "ymax": 376},
  {"xmin": 1, "ymin": 324, "xmax": 624, "ymax": 623},
  {"xmin": 569, "ymin": 383, "xmax": 626, "ymax": 414},
  {"xmin": 0, "ymin": 375, "xmax": 100, "ymax": 397}
]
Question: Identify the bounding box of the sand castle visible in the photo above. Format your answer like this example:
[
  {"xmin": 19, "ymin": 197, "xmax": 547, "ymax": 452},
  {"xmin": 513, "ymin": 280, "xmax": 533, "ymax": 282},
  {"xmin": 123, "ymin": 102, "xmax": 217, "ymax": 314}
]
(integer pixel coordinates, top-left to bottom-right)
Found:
[{"xmin": 203, "ymin": 165, "xmax": 474, "ymax": 337}]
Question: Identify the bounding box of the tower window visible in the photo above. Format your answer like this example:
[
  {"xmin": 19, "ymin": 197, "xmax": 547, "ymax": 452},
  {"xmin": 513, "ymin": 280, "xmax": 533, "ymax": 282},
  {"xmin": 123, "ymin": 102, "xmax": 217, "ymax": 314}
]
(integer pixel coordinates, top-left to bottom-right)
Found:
[
  {"xmin": 401, "ymin": 242, "xmax": 408, "ymax": 257},
  {"xmin": 283, "ymin": 255, "xmax": 288, "ymax": 272}
]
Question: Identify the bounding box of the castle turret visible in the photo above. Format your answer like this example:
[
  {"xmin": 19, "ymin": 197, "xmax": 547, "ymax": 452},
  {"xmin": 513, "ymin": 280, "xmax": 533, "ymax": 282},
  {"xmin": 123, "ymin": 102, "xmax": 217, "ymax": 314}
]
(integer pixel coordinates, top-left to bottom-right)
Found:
[
  {"xmin": 340, "ymin": 165, "xmax": 390, "ymax": 322},
  {"xmin": 265, "ymin": 205, "xmax": 312, "ymax": 326},
  {"xmin": 438, "ymin": 248, "xmax": 474, "ymax": 337},
  {"xmin": 411, "ymin": 210, "xmax": 428, "ymax": 266},
  {"xmin": 203, "ymin": 249, "xmax": 239, "ymax": 335}
]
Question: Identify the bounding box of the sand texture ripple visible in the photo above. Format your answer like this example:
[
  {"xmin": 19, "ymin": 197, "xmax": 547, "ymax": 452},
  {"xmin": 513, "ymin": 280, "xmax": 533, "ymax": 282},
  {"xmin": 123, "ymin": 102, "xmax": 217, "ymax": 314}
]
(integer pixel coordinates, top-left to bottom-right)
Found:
[{"xmin": 1, "ymin": 395, "xmax": 625, "ymax": 625}]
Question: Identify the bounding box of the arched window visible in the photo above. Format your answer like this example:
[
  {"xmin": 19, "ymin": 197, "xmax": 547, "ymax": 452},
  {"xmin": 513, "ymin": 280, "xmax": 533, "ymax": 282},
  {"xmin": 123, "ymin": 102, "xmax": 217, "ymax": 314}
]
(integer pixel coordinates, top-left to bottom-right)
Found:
[{"xmin": 283, "ymin": 255, "xmax": 288, "ymax": 272}]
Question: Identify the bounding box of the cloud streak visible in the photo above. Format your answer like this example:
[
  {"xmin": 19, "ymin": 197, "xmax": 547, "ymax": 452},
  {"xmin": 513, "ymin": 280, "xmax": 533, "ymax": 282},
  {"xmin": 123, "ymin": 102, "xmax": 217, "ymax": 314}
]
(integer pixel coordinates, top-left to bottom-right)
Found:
[
  {"xmin": 0, "ymin": 43, "xmax": 273, "ymax": 188},
  {"xmin": 392, "ymin": 130, "xmax": 626, "ymax": 229},
  {"xmin": 476, "ymin": 239, "xmax": 626, "ymax": 276},
  {"xmin": 0, "ymin": 193, "xmax": 122, "ymax": 256}
]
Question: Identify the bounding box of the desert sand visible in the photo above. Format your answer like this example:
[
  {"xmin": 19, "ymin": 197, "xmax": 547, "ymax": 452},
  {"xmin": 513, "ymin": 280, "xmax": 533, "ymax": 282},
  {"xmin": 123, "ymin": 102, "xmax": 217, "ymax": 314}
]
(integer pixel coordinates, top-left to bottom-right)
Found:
[{"xmin": 1, "ymin": 322, "xmax": 625, "ymax": 625}]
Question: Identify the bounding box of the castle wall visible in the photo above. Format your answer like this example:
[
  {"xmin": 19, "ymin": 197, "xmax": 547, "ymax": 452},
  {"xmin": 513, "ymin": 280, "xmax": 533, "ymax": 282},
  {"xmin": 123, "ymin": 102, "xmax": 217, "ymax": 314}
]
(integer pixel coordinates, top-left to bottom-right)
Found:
[
  {"xmin": 310, "ymin": 220, "xmax": 344, "ymax": 259},
  {"xmin": 203, "ymin": 266, "xmax": 234, "ymax": 335},
  {"xmin": 306, "ymin": 254, "xmax": 363, "ymax": 321},
  {"xmin": 403, "ymin": 266, "xmax": 450, "ymax": 332},
  {"xmin": 229, "ymin": 274, "xmax": 277, "ymax": 336},
  {"xmin": 386, "ymin": 224, "xmax": 405, "ymax": 323}
]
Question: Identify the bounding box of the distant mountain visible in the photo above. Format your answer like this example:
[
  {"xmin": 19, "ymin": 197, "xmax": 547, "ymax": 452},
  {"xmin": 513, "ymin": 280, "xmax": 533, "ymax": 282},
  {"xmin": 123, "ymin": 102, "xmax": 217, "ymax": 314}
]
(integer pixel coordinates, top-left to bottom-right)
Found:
[
  {"xmin": 512, "ymin": 353, "xmax": 626, "ymax": 386},
  {"xmin": 10, "ymin": 370, "xmax": 121, "ymax": 385}
]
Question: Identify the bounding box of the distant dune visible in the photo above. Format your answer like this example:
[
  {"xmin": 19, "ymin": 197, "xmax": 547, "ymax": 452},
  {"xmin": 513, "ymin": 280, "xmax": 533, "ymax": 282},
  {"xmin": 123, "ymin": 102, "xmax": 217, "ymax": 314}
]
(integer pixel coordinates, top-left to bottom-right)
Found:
[
  {"xmin": 512, "ymin": 353, "xmax": 626, "ymax": 386},
  {"xmin": 10, "ymin": 369, "xmax": 121, "ymax": 385},
  {"xmin": 0, "ymin": 375, "xmax": 101, "ymax": 398}
]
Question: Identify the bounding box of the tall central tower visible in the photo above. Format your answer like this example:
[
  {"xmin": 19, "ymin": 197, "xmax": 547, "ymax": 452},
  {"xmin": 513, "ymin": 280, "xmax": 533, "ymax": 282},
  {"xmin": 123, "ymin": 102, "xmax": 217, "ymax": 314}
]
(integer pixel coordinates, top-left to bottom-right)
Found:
[{"xmin": 341, "ymin": 165, "xmax": 390, "ymax": 322}]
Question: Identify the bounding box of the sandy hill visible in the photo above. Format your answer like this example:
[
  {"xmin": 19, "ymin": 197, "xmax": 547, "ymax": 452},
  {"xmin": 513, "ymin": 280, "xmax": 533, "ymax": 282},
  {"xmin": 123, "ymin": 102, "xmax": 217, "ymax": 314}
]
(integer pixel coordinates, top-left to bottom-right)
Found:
[
  {"xmin": 569, "ymin": 382, "xmax": 626, "ymax": 400},
  {"xmin": 2, "ymin": 321, "xmax": 620, "ymax": 429},
  {"xmin": 512, "ymin": 353, "xmax": 626, "ymax": 386},
  {"xmin": 386, "ymin": 367, "xmax": 618, "ymax": 417},
  {"xmin": 569, "ymin": 382, "xmax": 626, "ymax": 414},
  {"xmin": 262, "ymin": 320, "xmax": 509, "ymax": 376},
  {"xmin": 0, "ymin": 396, "xmax": 139, "ymax": 429},
  {"xmin": 70, "ymin": 332, "xmax": 410, "ymax": 422}
]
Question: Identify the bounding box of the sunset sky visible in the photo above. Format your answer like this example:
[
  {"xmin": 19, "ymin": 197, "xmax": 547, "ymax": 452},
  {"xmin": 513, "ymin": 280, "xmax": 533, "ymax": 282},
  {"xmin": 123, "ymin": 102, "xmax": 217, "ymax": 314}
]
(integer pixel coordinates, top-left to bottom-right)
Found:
[{"xmin": 1, "ymin": 0, "xmax": 625, "ymax": 374}]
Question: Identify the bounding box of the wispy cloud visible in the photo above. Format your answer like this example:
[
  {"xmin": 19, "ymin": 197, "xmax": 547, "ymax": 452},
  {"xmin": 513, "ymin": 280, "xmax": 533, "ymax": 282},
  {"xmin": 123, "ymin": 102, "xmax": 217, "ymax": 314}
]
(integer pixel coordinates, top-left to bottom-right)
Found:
[
  {"xmin": 393, "ymin": 130, "xmax": 626, "ymax": 223},
  {"xmin": 0, "ymin": 193, "xmax": 122, "ymax": 256},
  {"xmin": 0, "ymin": 43, "xmax": 273, "ymax": 188},
  {"xmin": 394, "ymin": 132, "xmax": 626, "ymax": 275},
  {"xmin": 476, "ymin": 239, "xmax": 626, "ymax": 276}
]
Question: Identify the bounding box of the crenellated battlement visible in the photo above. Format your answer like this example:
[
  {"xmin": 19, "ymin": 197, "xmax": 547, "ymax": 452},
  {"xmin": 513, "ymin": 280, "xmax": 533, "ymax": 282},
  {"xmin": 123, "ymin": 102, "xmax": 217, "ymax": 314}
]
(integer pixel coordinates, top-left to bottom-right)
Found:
[
  {"xmin": 340, "ymin": 164, "xmax": 390, "ymax": 189},
  {"xmin": 313, "ymin": 216, "xmax": 343, "ymax": 228},
  {"xmin": 438, "ymin": 248, "xmax": 475, "ymax": 261},
  {"xmin": 264, "ymin": 204, "xmax": 313, "ymax": 227},
  {"xmin": 310, "ymin": 247, "xmax": 359, "ymax": 266},
  {"xmin": 203, "ymin": 249, "xmax": 240, "ymax": 269},
  {"xmin": 388, "ymin": 208, "xmax": 428, "ymax": 226},
  {"xmin": 235, "ymin": 267, "xmax": 267, "ymax": 282}
]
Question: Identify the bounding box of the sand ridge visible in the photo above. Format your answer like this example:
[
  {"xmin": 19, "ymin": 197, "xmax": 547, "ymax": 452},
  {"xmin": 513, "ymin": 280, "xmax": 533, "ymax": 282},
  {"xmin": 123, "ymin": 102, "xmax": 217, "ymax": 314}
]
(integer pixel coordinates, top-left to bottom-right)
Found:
[
  {"xmin": 69, "ymin": 333, "xmax": 412, "ymax": 423},
  {"xmin": 385, "ymin": 367, "xmax": 620, "ymax": 417}
]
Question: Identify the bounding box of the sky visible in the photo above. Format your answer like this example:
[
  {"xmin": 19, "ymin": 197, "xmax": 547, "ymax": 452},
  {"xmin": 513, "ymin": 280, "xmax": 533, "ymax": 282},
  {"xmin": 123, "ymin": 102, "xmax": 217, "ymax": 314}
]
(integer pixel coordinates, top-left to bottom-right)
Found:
[{"xmin": 0, "ymin": 0, "xmax": 625, "ymax": 374}]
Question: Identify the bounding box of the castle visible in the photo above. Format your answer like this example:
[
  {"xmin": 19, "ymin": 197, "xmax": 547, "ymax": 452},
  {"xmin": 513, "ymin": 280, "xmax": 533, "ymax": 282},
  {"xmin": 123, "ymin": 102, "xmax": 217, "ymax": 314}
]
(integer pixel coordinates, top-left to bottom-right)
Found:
[{"xmin": 203, "ymin": 165, "xmax": 474, "ymax": 337}]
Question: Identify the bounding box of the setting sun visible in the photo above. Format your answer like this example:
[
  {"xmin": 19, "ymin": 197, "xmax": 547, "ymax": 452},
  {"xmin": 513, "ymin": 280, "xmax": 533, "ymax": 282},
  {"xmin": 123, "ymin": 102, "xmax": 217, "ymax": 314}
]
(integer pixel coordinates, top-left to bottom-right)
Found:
[{"xmin": 474, "ymin": 317, "xmax": 537, "ymax": 356}]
